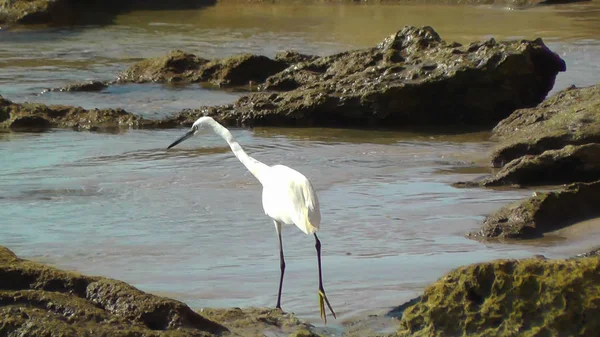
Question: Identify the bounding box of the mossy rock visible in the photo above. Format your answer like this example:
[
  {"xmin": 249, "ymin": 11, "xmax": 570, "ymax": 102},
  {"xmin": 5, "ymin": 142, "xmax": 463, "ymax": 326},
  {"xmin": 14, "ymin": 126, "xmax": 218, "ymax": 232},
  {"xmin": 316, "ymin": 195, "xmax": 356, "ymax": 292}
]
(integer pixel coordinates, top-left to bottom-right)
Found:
[
  {"xmin": 398, "ymin": 257, "xmax": 600, "ymax": 337},
  {"xmin": 467, "ymin": 180, "xmax": 600, "ymax": 239}
]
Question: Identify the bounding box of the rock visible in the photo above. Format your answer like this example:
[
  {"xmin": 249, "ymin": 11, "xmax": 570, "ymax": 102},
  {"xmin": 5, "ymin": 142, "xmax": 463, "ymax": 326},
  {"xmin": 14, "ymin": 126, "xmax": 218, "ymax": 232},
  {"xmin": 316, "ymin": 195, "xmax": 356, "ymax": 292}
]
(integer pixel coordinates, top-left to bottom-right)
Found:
[
  {"xmin": 460, "ymin": 143, "xmax": 600, "ymax": 187},
  {"xmin": 575, "ymin": 247, "xmax": 600, "ymax": 258},
  {"xmin": 466, "ymin": 180, "xmax": 600, "ymax": 239},
  {"xmin": 163, "ymin": 26, "xmax": 565, "ymax": 128},
  {"xmin": 44, "ymin": 80, "xmax": 109, "ymax": 93},
  {"xmin": 0, "ymin": 0, "xmax": 60, "ymax": 25},
  {"xmin": 491, "ymin": 84, "xmax": 600, "ymax": 168},
  {"xmin": 116, "ymin": 50, "xmax": 210, "ymax": 84},
  {"xmin": 0, "ymin": 245, "xmax": 322, "ymax": 337},
  {"xmin": 117, "ymin": 50, "xmax": 289, "ymax": 87},
  {"xmin": 0, "ymin": 245, "xmax": 228, "ymax": 337},
  {"xmin": 454, "ymin": 84, "xmax": 600, "ymax": 187},
  {"xmin": 0, "ymin": 95, "xmax": 162, "ymax": 130},
  {"xmin": 199, "ymin": 307, "xmax": 320, "ymax": 337},
  {"xmin": 274, "ymin": 50, "xmax": 319, "ymax": 65},
  {"xmin": 1, "ymin": 27, "xmax": 567, "ymax": 131},
  {"xmin": 397, "ymin": 257, "xmax": 600, "ymax": 337}
]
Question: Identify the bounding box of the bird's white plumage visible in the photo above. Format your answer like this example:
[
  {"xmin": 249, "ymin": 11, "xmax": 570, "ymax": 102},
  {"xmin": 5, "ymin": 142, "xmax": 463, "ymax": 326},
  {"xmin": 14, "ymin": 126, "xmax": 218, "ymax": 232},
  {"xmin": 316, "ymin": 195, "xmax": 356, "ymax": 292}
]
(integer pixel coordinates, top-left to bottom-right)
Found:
[
  {"xmin": 188, "ymin": 117, "xmax": 320, "ymax": 235},
  {"xmin": 168, "ymin": 116, "xmax": 335, "ymax": 322},
  {"xmin": 261, "ymin": 164, "xmax": 321, "ymax": 235}
]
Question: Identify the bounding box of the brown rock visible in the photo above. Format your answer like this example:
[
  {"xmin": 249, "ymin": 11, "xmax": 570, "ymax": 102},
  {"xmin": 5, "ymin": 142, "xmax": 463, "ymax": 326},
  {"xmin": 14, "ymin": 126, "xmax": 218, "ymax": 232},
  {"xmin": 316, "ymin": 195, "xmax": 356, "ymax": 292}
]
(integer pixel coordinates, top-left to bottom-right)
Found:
[{"xmin": 467, "ymin": 180, "xmax": 600, "ymax": 239}]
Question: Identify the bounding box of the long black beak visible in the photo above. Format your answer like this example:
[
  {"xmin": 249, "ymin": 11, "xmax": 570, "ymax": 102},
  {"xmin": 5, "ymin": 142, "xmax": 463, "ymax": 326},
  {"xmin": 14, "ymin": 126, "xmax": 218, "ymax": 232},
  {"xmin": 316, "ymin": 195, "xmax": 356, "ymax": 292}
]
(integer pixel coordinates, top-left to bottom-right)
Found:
[{"xmin": 167, "ymin": 129, "xmax": 195, "ymax": 149}]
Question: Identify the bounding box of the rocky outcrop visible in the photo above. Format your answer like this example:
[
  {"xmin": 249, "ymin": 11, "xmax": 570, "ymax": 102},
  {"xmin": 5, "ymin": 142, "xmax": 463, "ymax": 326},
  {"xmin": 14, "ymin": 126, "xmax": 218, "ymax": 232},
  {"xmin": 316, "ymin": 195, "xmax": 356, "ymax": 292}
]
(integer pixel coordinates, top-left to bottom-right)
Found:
[
  {"xmin": 0, "ymin": 95, "xmax": 171, "ymax": 130},
  {"xmin": 151, "ymin": 26, "xmax": 565, "ymax": 128},
  {"xmin": 43, "ymin": 80, "xmax": 109, "ymax": 93},
  {"xmin": 398, "ymin": 256, "xmax": 600, "ymax": 337},
  {"xmin": 0, "ymin": 245, "xmax": 228, "ymax": 337},
  {"xmin": 458, "ymin": 143, "xmax": 600, "ymax": 187},
  {"xmin": 3, "ymin": 27, "xmax": 566, "ymax": 131},
  {"xmin": 30, "ymin": 27, "xmax": 566, "ymax": 130},
  {"xmin": 0, "ymin": 246, "xmax": 325, "ymax": 337},
  {"xmin": 116, "ymin": 50, "xmax": 289, "ymax": 87},
  {"xmin": 467, "ymin": 180, "xmax": 600, "ymax": 240},
  {"xmin": 199, "ymin": 307, "xmax": 320, "ymax": 337},
  {"xmin": 453, "ymin": 84, "xmax": 600, "ymax": 187},
  {"xmin": 491, "ymin": 84, "xmax": 600, "ymax": 167}
]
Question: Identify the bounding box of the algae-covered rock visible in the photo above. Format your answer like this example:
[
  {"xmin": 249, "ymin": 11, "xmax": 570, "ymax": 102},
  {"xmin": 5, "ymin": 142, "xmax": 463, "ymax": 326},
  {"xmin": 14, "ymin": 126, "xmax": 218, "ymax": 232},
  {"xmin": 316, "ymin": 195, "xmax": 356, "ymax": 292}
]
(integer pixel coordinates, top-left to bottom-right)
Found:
[
  {"xmin": 398, "ymin": 257, "xmax": 600, "ymax": 337},
  {"xmin": 159, "ymin": 26, "xmax": 565, "ymax": 128},
  {"xmin": 467, "ymin": 180, "xmax": 600, "ymax": 239},
  {"xmin": 117, "ymin": 51, "xmax": 288, "ymax": 87},
  {"xmin": 0, "ymin": 246, "xmax": 227, "ymax": 337},
  {"xmin": 491, "ymin": 84, "xmax": 600, "ymax": 168}
]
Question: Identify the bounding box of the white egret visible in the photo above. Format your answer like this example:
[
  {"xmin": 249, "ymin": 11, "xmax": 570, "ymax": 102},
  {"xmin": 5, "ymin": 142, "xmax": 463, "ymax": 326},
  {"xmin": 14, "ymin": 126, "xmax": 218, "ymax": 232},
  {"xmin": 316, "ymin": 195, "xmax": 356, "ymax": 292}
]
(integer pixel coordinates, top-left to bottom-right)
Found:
[{"xmin": 167, "ymin": 116, "xmax": 336, "ymax": 323}]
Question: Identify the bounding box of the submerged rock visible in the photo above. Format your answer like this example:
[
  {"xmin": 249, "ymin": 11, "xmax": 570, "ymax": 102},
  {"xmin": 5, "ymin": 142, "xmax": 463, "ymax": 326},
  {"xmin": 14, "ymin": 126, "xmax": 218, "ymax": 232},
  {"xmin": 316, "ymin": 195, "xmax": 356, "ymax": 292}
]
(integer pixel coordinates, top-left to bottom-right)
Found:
[
  {"xmin": 117, "ymin": 50, "xmax": 288, "ymax": 87},
  {"xmin": 398, "ymin": 256, "xmax": 600, "ymax": 337},
  {"xmin": 44, "ymin": 80, "xmax": 109, "ymax": 93},
  {"xmin": 0, "ymin": 246, "xmax": 228, "ymax": 337},
  {"xmin": 159, "ymin": 26, "xmax": 565, "ymax": 128},
  {"xmin": 467, "ymin": 180, "xmax": 600, "ymax": 239}
]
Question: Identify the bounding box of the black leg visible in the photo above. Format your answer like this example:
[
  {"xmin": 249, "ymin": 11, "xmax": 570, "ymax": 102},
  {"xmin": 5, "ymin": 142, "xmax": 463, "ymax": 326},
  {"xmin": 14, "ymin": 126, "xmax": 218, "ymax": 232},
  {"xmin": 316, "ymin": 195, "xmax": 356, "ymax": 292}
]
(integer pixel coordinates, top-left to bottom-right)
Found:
[
  {"xmin": 315, "ymin": 233, "xmax": 336, "ymax": 322},
  {"xmin": 275, "ymin": 222, "xmax": 285, "ymax": 309}
]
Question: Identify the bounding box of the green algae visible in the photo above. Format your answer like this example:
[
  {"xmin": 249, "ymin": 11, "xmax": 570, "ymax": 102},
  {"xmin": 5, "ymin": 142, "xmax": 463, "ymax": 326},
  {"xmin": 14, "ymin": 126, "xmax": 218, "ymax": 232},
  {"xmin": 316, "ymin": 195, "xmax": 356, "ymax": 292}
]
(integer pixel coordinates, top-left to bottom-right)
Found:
[{"xmin": 398, "ymin": 257, "xmax": 600, "ymax": 337}]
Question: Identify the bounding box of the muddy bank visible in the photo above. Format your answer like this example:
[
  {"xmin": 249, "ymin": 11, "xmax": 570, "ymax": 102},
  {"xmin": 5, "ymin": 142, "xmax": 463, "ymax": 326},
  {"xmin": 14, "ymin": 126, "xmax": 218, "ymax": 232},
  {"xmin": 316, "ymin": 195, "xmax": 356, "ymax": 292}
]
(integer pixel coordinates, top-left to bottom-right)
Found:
[
  {"xmin": 0, "ymin": 0, "xmax": 216, "ymax": 26},
  {"xmin": 0, "ymin": 0, "xmax": 587, "ymax": 26},
  {"xmin": 52, "ymin": 26, "xmax": 565, "ymax": 129},
  {"xmin": 397, "ymin": 256, "xmax": 600, "ymax": 337},
  {"xmin": 0, "ymin": 245, "xmax": 324, "ymax": 337}
]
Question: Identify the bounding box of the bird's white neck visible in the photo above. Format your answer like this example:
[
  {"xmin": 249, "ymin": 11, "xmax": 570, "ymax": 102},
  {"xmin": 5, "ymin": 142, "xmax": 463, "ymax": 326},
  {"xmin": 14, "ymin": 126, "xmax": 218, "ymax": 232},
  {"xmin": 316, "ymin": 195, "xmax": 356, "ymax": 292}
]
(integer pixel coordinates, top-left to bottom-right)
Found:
[{"xmin": 202, "ymin": 117, "xmax": 269, "ymax": 184}]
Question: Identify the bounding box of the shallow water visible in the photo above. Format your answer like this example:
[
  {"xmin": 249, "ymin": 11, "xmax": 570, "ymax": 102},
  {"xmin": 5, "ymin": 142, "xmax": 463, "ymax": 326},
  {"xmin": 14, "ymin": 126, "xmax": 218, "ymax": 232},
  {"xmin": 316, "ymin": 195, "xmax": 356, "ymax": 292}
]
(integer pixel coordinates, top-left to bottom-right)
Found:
[{"xmin": 1, "ymin": 1, "xmax": 600, "ymax": 326}]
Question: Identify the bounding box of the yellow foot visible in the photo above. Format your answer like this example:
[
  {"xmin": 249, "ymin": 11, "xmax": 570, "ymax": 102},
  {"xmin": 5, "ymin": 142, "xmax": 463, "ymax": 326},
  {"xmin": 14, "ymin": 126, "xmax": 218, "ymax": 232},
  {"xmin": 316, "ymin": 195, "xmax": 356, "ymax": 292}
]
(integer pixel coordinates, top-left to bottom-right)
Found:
[{"xmin": 318, "ymin": 289, "xmax": 337, "ymax": 324}]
